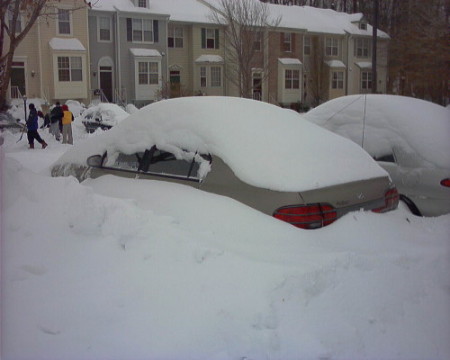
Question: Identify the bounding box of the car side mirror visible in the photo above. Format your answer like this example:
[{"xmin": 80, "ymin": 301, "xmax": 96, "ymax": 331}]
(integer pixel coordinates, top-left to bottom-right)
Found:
[{"xmin": 87, "ymin": 154, "xmax": 103, "ymax": 167}]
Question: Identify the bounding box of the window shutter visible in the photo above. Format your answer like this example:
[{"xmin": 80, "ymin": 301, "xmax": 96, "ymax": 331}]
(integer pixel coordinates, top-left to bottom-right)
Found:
[
  {"xmin": 215, "ymin": 29, "xmax": 219, "ymax": 49},
  {"xmin": 280, "ymin": 32, "xmax": 284, "ymax": 51},
  {"xmin": 126, "ymin": 18, "xmax": 132, "ymax": 42},
  {"xmin": 292, "ymin": 33, "xmax": 296, "ymax": 52},
  {"xmin": 153, "ymin": 20, "xmax": 159, "ymax": 42},
  {"xmin": 201, "ymin": 28, "xmax": 206, "ymax": 49}
]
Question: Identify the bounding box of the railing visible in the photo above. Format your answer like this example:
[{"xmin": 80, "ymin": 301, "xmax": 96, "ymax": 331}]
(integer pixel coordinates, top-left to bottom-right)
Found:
[
  {"xmin": 92, "ymin": 88, "xmax": 109, "ymax": 103},
  {"xmin": 10, "ymin": 86, "xmax": 22, "ymax": 99},
  {"xmin": 114, "ymin": 88, "xmax": 127, "ymax": 107},
  {"xmin": 252, "ymin": 92, "xmax": 262, "ymax": 101}
]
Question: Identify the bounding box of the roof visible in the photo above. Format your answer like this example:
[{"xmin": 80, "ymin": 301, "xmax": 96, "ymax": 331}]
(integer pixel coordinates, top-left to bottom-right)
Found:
[
  {"xmin": 325, "ymin": 60, "xmax": 346, "ymax": 68},
  {"xmin": 49, "ymin": 38, "xmax": 86, "ymax": 51},
  {"xmin": 356, "ymin": 61, "xmax": 372, "ymax": 69},
  {"xmin": 278, "ymin": 58, "xmax": 302, "ymax": 65},
  {"xmin": 92, "ymin": 0, "xmax": 389, "ymax": 37},
  {"xmin": 195, "ymin": 55, "xmax": 224, "ymax": 63},
  {"xmin": 130, "ymin": 48, "xmax": 162, "ymax": 57},
  {"xmin": 93, "ymin": 0, "xmax": 216, "ymax": 24}
]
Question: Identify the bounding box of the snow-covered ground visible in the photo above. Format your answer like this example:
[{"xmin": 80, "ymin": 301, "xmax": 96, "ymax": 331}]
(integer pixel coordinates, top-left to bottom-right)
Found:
[{"xmin": 1, "ymin": 101, "xmax": 450, "ymax": 360}]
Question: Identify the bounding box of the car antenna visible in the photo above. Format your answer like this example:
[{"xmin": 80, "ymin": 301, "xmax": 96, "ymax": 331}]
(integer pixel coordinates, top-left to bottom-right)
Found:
[
  {"xmin": 362, "ymin": 94, "xmax": 367, "ymax": 148},
  {"xmin": 323, "ymin": 95, "xmax": 364, "ymax": 124}
]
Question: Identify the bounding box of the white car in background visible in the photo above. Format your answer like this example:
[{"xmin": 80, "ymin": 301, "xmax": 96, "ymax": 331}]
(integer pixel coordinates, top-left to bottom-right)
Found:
[
  {"xmin": 304, "ymin": 94, "xmax": 450, "ymax": 216},
  {"xmin": 51, "ymin": 96, "xmax": 398, "ymax": 229}
]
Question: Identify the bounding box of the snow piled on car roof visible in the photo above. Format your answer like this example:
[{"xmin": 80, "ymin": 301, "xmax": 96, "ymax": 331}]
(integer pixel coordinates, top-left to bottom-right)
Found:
[
  {"xmin": 53, "ymin": 96, "xmax": 387, "ymax": 192},
  {"xmin": 304, "ymin": 94, "xmax": 450, "ymax": 170},
  {"xmin": 80, "ymin": 103, "xmax": 130, "ymax": 127}
]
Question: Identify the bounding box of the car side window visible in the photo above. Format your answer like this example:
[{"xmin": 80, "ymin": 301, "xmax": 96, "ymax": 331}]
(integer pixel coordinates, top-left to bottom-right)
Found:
[
  {"xmin": 107, "ymin": 146, "xmax": 208, "ymax": 180},
  {"xmin": 112, "ymin": 152, "xmax": 144, "ymax": 171},
  {"xmin": 147, "ymin": 148, "xmax": 200, "ymax": 178}
]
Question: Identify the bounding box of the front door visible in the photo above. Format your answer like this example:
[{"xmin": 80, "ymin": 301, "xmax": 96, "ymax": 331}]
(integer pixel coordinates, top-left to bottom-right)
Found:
[
  {"xmin": 252, "ymin": 72, "xmax": 262, "ymax": 100},
  {"xmin": 99, "ymin": 66, "xmax": 113, "ymax": 102},
  {"xmin": 170, "ymin": 70, "xmax": 181, "ymax": 98},
  {"xmin": 11, "ymin": 61, "xmax": 26, "ymax": 98}
]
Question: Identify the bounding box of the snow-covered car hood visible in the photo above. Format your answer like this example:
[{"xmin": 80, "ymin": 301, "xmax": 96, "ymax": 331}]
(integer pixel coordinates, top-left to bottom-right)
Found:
[
  {"xmin": 304, "ymin": 94, "xmax": 450, "ymax": 170},
  {"xmin": 53, "ymin": 96, "xmax": 388, "ymax": 192}
]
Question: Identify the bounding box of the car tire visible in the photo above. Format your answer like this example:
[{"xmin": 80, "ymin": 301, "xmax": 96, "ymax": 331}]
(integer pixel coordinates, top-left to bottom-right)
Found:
[{"xmin": 399, "ymin": 194, "xmax": 422, "ymax": 216}]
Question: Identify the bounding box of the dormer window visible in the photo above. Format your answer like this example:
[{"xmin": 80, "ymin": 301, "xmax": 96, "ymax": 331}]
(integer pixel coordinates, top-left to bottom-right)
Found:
[
  {"xmin": 359, "ymin": 21, "xmax": 367, "ymax": 30},
  {"xmin": 137, "ymin": 0, "xmax": 148, "ymax": 8}
]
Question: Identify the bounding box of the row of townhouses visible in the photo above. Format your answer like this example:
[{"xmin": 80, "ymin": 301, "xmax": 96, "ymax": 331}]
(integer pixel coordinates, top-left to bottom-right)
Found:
[{"xmin": 6, "ymin": 0, "xmax": 389, "ymax": 109}]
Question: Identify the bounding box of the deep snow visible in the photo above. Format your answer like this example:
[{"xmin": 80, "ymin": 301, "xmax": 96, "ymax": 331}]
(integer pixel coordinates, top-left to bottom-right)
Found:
[{"xmin": 1, "ymin": 99, "xmax": 450, "ymax": 360}]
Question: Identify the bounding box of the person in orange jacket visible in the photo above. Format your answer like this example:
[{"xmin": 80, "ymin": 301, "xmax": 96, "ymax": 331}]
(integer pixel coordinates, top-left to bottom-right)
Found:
[{"xmin": 61, "ymin": 104, "xmax": 74, "ymax": 145}]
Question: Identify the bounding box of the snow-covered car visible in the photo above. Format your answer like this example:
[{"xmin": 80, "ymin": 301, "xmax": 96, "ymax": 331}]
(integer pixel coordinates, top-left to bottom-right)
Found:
[
  {"xmin": 51, "ymin": 96, "xmax": 398, "ymax": 229},
  {"xmin": 304, "ymin": 94, "xmax": 450, "ymax": 216},
  {"xmin": 0, "ymin": 111, "xmax": 23, "ymax": 133},
  {"xmin": 81, "ymin": 103, "xmax": 130, "ymax": 133}
]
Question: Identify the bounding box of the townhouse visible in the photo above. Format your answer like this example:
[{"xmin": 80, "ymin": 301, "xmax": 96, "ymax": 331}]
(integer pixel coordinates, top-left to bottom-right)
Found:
[
  {"xmin": 6, "ymin": 0, "xmax": 90, "ymax": 105},
  {"xmin": 6, "ymin": 0, "xmax": 389, "ymax": 109}
]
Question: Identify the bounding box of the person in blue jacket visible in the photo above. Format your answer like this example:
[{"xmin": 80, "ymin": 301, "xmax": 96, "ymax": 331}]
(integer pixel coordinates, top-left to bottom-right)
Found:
[{"xmin": 26, "ymin": 103, "xmax": 48, "ymax": 149}]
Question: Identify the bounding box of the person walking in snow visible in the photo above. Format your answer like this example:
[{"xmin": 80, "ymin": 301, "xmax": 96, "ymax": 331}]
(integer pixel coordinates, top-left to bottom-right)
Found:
[
  {"xmin": 61, "ymin": 104, "xmax": 74, "ymax": 145},
  {"xmin": 50, "ymin": 102, "xmax": 63, "ymax": 141},
  {"xmin": 26, "ymin": 103, "xmax": 48, "ymax": 149}
]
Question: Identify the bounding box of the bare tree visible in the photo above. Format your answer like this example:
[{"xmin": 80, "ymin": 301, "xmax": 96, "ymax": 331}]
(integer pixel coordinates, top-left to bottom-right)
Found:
[
  {"xmin": 210, "ymin": 0, "xmax": 281, "ymax": 98},
  {"xmin": 0, "ymin": 0, "xmax": 92, "ymax": 110}
]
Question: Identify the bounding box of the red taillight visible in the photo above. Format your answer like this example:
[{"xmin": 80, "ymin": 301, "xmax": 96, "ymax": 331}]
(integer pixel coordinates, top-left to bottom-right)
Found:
[
  {"xmin": 273, "ymin": 204, "xmax": 337, "ymax": 229},
  {"xmin": 440, "ymin": 178, "xmax": 450, "ymax": 187},
  {"xmin": 373, "ymin": 187, "xmax": 399, "ymax": 213}
]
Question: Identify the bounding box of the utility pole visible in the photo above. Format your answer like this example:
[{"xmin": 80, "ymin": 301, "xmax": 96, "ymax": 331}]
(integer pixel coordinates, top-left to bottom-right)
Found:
[{"xmin": 372, "ymin": 0, "xmax": 378, "ymax": 93}]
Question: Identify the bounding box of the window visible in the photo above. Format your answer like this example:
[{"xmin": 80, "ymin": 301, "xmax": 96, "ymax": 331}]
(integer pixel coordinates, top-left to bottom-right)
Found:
[
  {"xmin": 282, "ymin": 32, "xmax": 292, "ymax": 52},
  {"xmin": 98, "ymin": 16, "xmax": 111, "ymax": 41},
  {"xmin": 168, "ymin": 26, "xmax": 183, "ymax": 48},
  {"xmin": 285, "ymin": 69, "xmax": 300, "ymax": 89},
  {"xmin": 359, "ymin": 22, "xmax": 367, "ymax": 30},
  {"xmin": 304, "ymin": 36, "xmax": 311, "ymax": 56},
  {"xmin": 325, "ymin": 37, "xmax": 338, "ymax": 56},
  {"xmin": 58, "ymin": 9, "xmax": 71, "ymax": 35},
  {"xmin": 7, "ymin": 7, "xmax": 21, "ymax": 33},
  {"xmin": 361, "ymin": 71, "xmax": 372, "ymax": 90},
  {"xmin": 201, "ymin": 28, "xmax": 219, "ymax": 49},
  {"xmin": 210, "ymin": 67, "xmax": 222, "ymax": 87},
  {"xmin": 331, "ymin": 71, "xmax": 344, "ymax": 89},
  {"xmin": 138, "ymin": 0, "xmax": 148, "ymax": 7},
  {"xmin": 132, "ymin": 19, "xmax": 153, "ymax": 42},
  {"xmin": 200, "ymin": 67, "xmax": 207, "ymax": 87},
  {"xmin": 57, "ymin": 56, "xmax": 82, "ymax": 82},
  {"xmin": 253, "ymin": 32, "xmax": 262, "ymax": 51},
  {"xmin": 138, "ymin": 61, "xmax": 159, "ymax": 85},
  {"xmin": 355, "ymin": 38, "xmax": 370, "ymax": 58}
]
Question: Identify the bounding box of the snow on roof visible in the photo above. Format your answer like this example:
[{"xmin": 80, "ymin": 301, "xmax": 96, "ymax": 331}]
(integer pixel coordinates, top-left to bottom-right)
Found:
[
  {"xmin": 304, "ymin": 94, "xmax": 450, "ymax": 170},
  {"xmin": 54, "ymin": 96, "xmax": 387, "ymax": 192},
  {"xmin": 325, "ymin": 60, "xmax": 346, "ymax": 68},
  {"xmin": 92, "ymin": 0, "xmax": 217, "ymax": 24},
  {"xmin": 49, "ymin": 38, "xmax": 85, "ymax": 51},
  {"xmin": 130, "ymin": 48, "xmax": 162, "ymax": 57},
  {"xmin": 92, "ymin": 0, "xmax": 389, "ymax": 36},
  {"xmin": 355, "ymin": 61, "xmax": 372, "ymax": 69},
  {"xmin": 195, "ymin": 55, "xmax": 224, "ymax": 63},
  {"xmin": 91, "ymin": 0, "xmax": 170, "ymax": 17},
  {"xmin": 269, "ymin": 4, "xmax": 389, "ymax": 38},
  {"xmin": 151, "ymin": 0, "xmax": 217, "ymax": 24},
  {"xmin": 278, "ymin": 58, "xmax": 302, "ymax": 65}
]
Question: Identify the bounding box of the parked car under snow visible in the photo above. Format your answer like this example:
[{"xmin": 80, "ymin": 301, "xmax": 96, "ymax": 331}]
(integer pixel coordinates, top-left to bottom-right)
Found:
[
  {"xmin": 81, "ymin": 103, "xmax": 130, "ymax": 133},
  {"xmin": 51, "ymin": 96, "xmax": 398, "ymax": 229},
  {"xmin": 304, "ymin": 94, "xmax": 450, "ymax": 216}
]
